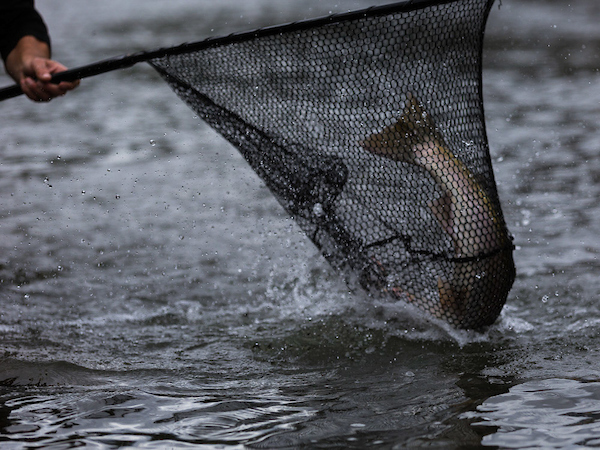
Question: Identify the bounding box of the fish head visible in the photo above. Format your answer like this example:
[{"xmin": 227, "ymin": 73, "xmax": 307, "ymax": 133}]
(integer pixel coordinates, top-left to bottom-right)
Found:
[{"xmin": 360, "ymin": 94, "xmax": 441, "ymax": 165}]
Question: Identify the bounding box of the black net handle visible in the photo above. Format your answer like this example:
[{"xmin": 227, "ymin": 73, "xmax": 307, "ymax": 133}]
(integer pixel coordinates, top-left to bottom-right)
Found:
[{"xmin": 0, "ymin": 0, "xmax": 476, "ymax": 102}]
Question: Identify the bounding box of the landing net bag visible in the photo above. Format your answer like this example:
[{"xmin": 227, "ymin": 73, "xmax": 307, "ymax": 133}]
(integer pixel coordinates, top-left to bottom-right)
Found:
[{"xmin": 148, "ymin": 0, "xmax": 515, "ymax": 330}]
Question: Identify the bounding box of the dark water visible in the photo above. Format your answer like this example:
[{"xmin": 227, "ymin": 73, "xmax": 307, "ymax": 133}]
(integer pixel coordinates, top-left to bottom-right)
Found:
[{"xmin": 1, "ymin": 0, "xmax": 600, "ymax": 448}]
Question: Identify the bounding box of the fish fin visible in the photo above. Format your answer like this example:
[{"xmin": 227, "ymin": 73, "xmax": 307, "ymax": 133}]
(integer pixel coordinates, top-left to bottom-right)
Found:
[
  {"xmin": 428, "ymin": 191, "xmax": 454, "ymax": 237},
  {"xmin": 359, "ymin": 93, "xmax": 442, "ymax": 162}
]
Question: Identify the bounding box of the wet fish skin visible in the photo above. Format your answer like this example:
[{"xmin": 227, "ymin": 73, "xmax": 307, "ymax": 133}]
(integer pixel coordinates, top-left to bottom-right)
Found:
[
  {"xmin": 360, "ymin": 94, "xmax": 510, "ymax": 257},
  {"xmin": 360, "ymin": 94, "xmax": 515, "ymax": 329}
]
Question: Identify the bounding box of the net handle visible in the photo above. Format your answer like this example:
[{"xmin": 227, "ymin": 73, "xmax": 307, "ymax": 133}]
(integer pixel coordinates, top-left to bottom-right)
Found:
[
  {"xmin": 0, "ymin": 0, "xmax": 472, "ymax": 102},
  {"xmin": 0, "ymin": 51, "xmax": 151, "ymax": 101}
]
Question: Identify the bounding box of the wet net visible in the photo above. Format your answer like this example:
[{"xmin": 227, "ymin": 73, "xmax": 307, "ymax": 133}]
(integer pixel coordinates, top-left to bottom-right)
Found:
[{"xmin": 148, "ymin": 0, "xmax": 515, "ymax": 330}]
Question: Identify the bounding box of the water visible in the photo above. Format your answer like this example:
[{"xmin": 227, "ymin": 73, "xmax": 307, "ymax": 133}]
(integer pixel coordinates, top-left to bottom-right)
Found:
[{"xmin": 1, "ymin": 0, "xmax": 600, "ymax": 448}]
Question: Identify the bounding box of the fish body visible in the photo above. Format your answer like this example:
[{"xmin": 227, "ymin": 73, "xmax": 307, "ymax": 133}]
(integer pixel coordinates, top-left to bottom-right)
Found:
[
  {"xmin": 361, "ymin": 95, "xmax": 509, "ymax": 257},
  {"xmin": 360, "ymin": 95, "xmax": 514, "ymax": 329}
]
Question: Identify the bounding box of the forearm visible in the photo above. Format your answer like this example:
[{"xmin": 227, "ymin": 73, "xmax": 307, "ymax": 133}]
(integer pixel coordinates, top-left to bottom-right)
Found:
[
  {"xmin": 0, "ymin": 0, "xmax": 51, "ymax": 62},
  {"xmin": 0, "ymin": 1, "xmax": 77, "ymax": 101}
]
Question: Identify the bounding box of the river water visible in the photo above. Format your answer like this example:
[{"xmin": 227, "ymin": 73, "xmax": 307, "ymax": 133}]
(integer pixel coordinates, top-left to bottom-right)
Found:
[{"xmin": 1, "ymin": 0, "xmax": 600, "ymax": 448}]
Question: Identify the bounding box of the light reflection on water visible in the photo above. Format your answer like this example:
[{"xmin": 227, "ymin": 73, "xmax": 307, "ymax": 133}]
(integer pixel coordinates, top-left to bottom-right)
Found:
[
  {"xmin": 1, "ymin": 0, "xmax": 600, "ymax": 448},
  {"xmin": 466, "ymin": 379, "xmax": 600, "ymax": 449},
  {"xmin": 1, "ymin": 378, "xmax": 321, "ymax": 448}
]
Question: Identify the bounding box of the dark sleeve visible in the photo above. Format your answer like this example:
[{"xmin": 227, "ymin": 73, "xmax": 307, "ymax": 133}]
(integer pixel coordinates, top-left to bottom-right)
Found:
[{"xmin": 0, "ymin": 0, "xmax": 51, "ymax": 62}]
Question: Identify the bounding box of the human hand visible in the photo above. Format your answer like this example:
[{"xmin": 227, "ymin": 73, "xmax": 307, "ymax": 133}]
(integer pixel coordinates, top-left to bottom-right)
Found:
[
  {"xmin": 20, "ymin": 57, "xmax": 80, "ymax": 102},
  {"xmin": 5, "ymin": 36, "xmax": 80, "ymax": 102}
]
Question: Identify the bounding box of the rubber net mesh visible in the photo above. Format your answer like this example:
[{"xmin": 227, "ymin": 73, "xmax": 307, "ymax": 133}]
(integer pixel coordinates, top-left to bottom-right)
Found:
[{"xmin": 149, "ymin": 0, "xmax": 515, "ymax": 330}]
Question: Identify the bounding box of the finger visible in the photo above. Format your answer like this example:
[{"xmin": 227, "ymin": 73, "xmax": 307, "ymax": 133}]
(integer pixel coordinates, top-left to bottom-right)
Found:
[
  {"xmin": 21, "ymin": 77, "xmax": 50, "ymax": 101},
  {"xmin": 38, "ymin": 61, "xmax": 80, "ymax": 93},
  {"xmin": 57, "ymin": 80, "xmax": 80, "ymax": 92},
  {"xmin": 32, "ymin": 59, "xmax": 54, "ymax": 82},
  {"xmin": 23, "ymin": 81, "xmax": 76, "ymax": 101},
  {"xmin": 36, "ymin": 82, "xmax": 68, "ymax": 99},
  {"xmin": 22, "ymin": 66, "xmax": 80, "ymax": 101},
  {"xmin": 44, "ymin": 60, "xmax": 70, "ymax": 81},
  {"xmin": 27, "ymin": 79, "xmax": 63, "ymax": 102},
  {"xmin": 43, "ymin": 81, "xmax": 78, "ymax": 97}
]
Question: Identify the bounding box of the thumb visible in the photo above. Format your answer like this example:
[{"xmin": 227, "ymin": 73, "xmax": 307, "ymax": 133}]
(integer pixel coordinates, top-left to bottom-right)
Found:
[{"xmin": 31, "ymin": 58, "xmax": 53, "ymax": 82}]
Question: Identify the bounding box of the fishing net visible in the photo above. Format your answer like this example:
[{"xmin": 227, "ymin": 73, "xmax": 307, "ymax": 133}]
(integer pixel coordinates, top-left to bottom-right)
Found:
[{"xmin": 148, "ymin": 0, "xmax": 515, "ymax": 330}]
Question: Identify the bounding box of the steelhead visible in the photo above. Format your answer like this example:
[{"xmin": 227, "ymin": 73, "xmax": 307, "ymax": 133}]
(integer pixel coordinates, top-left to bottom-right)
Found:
[
  {"xmin": 359, "ymin": 94, "xmax": 514, "ymax": 328},
  {"xmin": 361, "ymin": 94, "xmax": 510, "ymax": 257}
]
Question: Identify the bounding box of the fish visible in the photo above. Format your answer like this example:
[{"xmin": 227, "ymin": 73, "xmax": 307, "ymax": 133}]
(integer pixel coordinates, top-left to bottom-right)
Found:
[
  {"xmin": 359, "ymin": 94, "xmax": 514, "ymax": 328},
  {"xmin": 360, "ymin": 94, "xmax": 510, "ymax": 257}
]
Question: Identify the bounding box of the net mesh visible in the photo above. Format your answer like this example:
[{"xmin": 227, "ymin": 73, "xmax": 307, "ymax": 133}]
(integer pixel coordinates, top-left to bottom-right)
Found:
[{"xmin": 148, "ymin": 0, "xmax": 515, "ymax": 330}]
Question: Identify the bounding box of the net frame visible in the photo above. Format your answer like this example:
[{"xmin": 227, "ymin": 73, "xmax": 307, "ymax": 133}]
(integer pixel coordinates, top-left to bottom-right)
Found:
[{"xmin": 147, "ymin": 0, "xmax": 515, "ymax": 330}]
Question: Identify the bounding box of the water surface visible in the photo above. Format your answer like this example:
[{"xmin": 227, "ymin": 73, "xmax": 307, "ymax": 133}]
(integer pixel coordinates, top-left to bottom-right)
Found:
[{"xmin": 1, "ymin": 0, "xmax": 600, "ymax": 448}]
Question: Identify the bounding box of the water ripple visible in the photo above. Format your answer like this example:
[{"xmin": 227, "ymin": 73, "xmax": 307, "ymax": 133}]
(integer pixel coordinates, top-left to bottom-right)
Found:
[{"xmin": 465, "ymin": 378, "xmax": 600, "ymax": 449}]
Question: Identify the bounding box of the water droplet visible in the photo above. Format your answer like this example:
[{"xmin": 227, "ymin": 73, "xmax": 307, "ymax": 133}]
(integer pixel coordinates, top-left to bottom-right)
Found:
[
  {"xmin": 313, "ymin": 203, "xmax": 324, "ymax": 216},
  {"xmin": 149, "ymin": 139, "xmax": 156, "ymax": 146}
]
